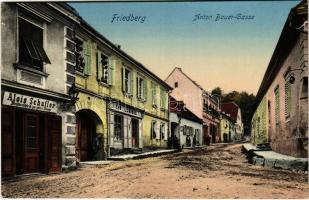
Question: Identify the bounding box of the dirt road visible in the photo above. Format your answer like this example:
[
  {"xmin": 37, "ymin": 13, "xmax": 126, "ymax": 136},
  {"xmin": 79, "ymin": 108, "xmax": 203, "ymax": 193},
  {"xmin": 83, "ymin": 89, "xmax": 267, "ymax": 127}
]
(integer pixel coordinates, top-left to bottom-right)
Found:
[{"xmin": 2, "ymin": 143, "xmax": 308, "ymax": 198}]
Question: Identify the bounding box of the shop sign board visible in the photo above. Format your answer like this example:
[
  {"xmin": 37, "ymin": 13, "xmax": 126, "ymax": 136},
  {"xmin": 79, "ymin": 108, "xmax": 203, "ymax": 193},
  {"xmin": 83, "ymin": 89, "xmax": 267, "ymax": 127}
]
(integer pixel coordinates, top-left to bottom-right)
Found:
[{"xmin": 2, "ymin": 91, "xmax": 58, "ymax": 113}]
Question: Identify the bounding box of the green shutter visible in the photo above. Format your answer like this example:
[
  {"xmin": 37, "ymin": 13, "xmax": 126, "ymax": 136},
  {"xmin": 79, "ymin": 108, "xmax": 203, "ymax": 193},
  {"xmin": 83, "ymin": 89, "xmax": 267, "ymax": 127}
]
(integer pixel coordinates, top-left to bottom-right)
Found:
[
  {"xmin": 144, "ymin": 79, "xmax": 148, "ymax": 101},
  {"xmin": 84, "ymin": 42, "xmax": 92, "ymax": 75},
  {"xmin": 130, "ymin": 71, "xmax": 133, "ymax": 95},
  {"xmin": 122, "ymin": 67, "xmax": 125, "ymax": 92},
  {"xmin": 108, "ymin": 59, "xmax": 114, "ymax": 85},
  {"xmin": 97, "ymin": 51, "xmax": 102, "ymax": 81},
  {"xmin": 136, "ymin": 76, "xmax": 139, "ymax": 98}
]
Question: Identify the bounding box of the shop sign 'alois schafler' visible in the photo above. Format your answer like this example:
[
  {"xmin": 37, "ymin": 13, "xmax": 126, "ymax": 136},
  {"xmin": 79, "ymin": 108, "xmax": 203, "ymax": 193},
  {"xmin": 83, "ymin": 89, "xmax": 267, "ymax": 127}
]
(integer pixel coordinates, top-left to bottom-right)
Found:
[{"xmin": 2, "ymin": 92, "xmax": 57, "ymax": 113}]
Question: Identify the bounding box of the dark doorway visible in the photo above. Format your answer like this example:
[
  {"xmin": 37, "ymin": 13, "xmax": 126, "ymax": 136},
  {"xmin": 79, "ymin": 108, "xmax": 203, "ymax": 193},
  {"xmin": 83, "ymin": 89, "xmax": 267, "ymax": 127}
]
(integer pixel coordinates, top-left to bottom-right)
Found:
[
  {"xmin": 203, "ymin": 125, "xmax": 210, "ymax": 145},
  {"xmin": 76, "ymin": 110, "xmax": 98, "ymax": 161},
  {"xmin": 170, "ymin": 122, "xmax": 179, "ymax": 149},
  {"xmin": 211, "ymin": 125, "xmax": 216, "ymax": 143},
  {"xmin": 131, "ymin": 118, "xmax": 139, "ymax": 148}
]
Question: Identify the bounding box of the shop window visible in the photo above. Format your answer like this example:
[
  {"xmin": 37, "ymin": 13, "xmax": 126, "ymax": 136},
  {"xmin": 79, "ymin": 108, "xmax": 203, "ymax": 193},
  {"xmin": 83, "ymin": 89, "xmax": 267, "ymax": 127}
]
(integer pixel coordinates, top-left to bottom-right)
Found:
[
  {"xmin": 114, "ymin": 115, "xmax": 122, "ymax": 141},
  {"xmin": 160, "ymin": 123, "xmax": 165, "ymax": 140},
  {"xmin": 97, "ymin": 51, "xmax": 113, "ymax": 85},
  {"xmin": 151, "ymin": 121, "xmax": 157, "ymax": 139},
  {"xmin": 18, "ymin": 17, "xmax": 50, "ymax": 71},
  {"xmin": 285, "ymin": 76, "xmax": 292, "ymax": 118},
  {"xmin": 122, "ymin": 67, "xmax": 132, "ymax": 95},
  {"xmin": 274, "ymin": 86, "xmax": 280, "ymax": 124},
  {"xmin": 137, "ymin": 76, "xmax": 146, "ymax": 101}
]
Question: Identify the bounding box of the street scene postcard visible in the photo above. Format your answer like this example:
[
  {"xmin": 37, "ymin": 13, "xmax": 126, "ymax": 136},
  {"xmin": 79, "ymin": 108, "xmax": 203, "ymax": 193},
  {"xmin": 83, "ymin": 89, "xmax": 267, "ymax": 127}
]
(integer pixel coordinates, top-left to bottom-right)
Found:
[{"xmin": 1, "ymin": 0, "xmax": 308, "ymax": 199}]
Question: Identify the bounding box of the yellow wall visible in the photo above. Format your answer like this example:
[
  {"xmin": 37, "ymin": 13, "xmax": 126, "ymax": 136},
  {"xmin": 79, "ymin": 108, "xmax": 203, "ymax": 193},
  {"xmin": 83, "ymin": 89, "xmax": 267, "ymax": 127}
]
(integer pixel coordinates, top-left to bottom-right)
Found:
[
  {"xmin": 75, "ymin": 34, "xmax": 169, "ymax": 149},
  {"xmin": 251, "ymin": 96, "xmax": 268, "ymax": 145},
  {"xmin": 220, "ymin": 117, "xmax": 229, "ymax": 141}
]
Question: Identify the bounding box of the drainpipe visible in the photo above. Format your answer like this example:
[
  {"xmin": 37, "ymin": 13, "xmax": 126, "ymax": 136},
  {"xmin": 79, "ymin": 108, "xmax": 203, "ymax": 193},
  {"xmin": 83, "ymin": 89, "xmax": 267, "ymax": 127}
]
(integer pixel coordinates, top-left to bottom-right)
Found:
[{"xmin": 106, "ymin": 97, "xmax": 110, "ymax": 158}]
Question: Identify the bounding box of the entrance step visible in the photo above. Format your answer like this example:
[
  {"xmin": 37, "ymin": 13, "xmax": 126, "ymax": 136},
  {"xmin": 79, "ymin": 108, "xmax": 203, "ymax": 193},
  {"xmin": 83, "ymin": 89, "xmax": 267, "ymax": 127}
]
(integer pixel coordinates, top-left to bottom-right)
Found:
[{"xmin": 108, "ymin": 149, "xmax": 179, "ymax": 161}]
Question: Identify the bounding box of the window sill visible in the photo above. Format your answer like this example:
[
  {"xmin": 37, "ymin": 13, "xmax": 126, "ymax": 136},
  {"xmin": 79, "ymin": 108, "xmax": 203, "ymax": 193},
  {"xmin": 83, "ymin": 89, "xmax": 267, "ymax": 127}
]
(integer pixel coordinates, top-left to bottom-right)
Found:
[
  {"xmin": 160, "ymin": 107, "xmax": 167, "ymax": 111},
  {"xmin": 124, "ymin": 93, "xmax": 133, "ymax": 98},
  {"xmin": 137, "ymin": 98, "xmax": 146, "ymax": 103},
  {"xmin": 14, "ymin": 63, "xmax": 49, "ymax": 77},
  {"xmin": 98, "ymin": 81, "xmax": 111, "ymax": 88},
  {"xmin": 76, "ymin": 71, "xmax": 88, "ymax": 78}
]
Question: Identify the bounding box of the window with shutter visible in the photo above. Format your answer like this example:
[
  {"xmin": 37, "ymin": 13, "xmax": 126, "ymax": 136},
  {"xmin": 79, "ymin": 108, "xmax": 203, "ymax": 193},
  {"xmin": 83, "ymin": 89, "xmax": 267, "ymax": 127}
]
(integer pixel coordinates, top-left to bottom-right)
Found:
[
  {"xmin": 18, "ymin": 17, "xmax": 50, "ymax": 71},
  {"xmin": 122, "ymin": 67, "xmax": 132, "ymax": 95}
]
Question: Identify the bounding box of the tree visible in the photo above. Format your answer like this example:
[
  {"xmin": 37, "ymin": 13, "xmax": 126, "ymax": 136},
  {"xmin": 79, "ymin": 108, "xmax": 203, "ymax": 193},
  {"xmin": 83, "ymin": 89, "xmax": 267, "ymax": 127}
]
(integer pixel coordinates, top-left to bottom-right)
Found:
[{"xmin": 211, "ymin": 87, "xmax": 223, "ymax": 97}]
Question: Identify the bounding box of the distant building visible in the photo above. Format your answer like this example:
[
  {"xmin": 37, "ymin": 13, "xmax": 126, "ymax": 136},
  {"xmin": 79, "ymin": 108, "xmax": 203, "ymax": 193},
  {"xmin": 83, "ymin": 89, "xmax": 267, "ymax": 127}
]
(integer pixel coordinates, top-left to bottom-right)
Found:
[
  {"xmin": 169, "ymin": 96, "xmax": 203, "ymax": 149},
  {"xmin": 220, "ymin": 112, "xmax": 235, "ymax": 143},
  {"xmin": 251, "ymin": 0, "xmax": 308, "ymax": 157},
  {"xmin": 221, "ymin": 102, "xmax": 243, "ymax": 141},
  {"xmin": 165, "ymin": 67, "xmax": 221, "ymax": 145}
]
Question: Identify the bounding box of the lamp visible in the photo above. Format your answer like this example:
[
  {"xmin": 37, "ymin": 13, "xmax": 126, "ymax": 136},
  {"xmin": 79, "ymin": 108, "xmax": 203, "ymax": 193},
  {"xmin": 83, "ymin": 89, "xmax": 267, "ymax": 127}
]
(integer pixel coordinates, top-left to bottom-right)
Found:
[{"xmin": 68, "ymin": 83, "xmax": 79, "ymax": 104}]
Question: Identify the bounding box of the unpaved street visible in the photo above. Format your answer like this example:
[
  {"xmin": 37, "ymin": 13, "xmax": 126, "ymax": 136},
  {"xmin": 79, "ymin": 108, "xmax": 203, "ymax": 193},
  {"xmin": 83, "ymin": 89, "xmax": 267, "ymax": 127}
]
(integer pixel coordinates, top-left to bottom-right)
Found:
[{"xmin": 2, "ymin": 143, "xmax": 308, "ymax": 198}]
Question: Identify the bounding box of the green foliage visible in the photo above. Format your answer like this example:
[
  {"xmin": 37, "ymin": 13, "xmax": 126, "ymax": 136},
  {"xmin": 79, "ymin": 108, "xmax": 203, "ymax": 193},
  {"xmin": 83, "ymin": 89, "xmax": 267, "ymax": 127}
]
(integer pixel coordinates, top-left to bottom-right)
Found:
[{"xmin": 211, "ymin": 87, "xmax": 223, "ymax": 97}]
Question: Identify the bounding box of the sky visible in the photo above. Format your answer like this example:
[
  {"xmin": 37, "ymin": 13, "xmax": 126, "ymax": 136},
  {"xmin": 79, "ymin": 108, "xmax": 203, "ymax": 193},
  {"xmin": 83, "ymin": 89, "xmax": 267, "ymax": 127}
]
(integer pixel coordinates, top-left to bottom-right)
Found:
[{"xmin": 70, "ymin": 1, "xmax": 299, "ymax": 95}]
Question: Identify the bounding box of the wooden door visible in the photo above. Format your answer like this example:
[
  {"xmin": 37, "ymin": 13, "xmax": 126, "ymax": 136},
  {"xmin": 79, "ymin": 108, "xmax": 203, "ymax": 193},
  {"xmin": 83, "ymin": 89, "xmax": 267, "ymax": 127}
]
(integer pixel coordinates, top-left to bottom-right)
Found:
[
  {"xmin": 24, "ymin": 113, "xmax": 39, "ymax": 173},
  {"xmin": 76, "ymin": 116, "xmax": 93, "ymax": 161},
  {"xmin": 76, "ymin": 118, "xmax": 81, "ymax": 161},
  {"xmin": 46, "ymin": 115, "xmax": 61, "ymax": 173},
  {"xmin": 1, "ymin": 108, "xmax": 15, "ymax": 177}
]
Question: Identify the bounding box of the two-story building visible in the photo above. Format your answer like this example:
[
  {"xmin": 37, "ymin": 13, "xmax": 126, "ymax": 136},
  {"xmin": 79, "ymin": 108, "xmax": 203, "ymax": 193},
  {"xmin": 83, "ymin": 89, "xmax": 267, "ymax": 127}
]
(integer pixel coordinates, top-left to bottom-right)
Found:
[
  {"xmin": 1, "ymin": 2, "xmax": 80, "ymax": 176},
  {"xmin": 165, "ymin": 67, "xmax": 221, "ymax": 145},
  {"xmin": 221, "ymin": 102, "xmax": 243, "ymax": 141},
  {"xmin": 63, "ymin": 5, "xmax": 172, "ymax": 161}
]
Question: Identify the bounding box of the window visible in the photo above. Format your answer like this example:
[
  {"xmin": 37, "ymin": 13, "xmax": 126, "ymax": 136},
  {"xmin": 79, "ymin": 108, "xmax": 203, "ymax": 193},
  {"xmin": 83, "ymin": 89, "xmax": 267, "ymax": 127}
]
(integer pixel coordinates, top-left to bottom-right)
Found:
[
  {"xmin": 160, "ymin": 123, "xmax": 165, "ymax": 140},
  {"xmin": 137, "ymin": 76, "xmax": 146, "ymax": 100},
  {"xmin": 285, "ymin": 76, "xmax": 292, "ymax": 118},
  {"xmin": 151, "ymin": 121, "xmax": 157, "ymax": 139},
  {"xmin": 301, "ymin": 77, "xmax": 308, "ymax": 98},
  {"xmin": 174, "ymin": 82, "xmax": 178, "ymax": 88},
  {"xmin": 151, "ymin": 82, "xmax": 157, "ymax": 107},
  {"xmin": 18, "ymin": 17, "xmax": 50, "ymax": 71},
  {"xmin": 97, "ymin": 51, "xmax": 113, "ymax": 85},
  {"xmin": 75, "ymin": 37, "xmax": 85, "ymax": 73},
  {"xmin": 160, "ymin": 88, "xmax": 166, "ymax": 109},
  {"xmin": 122, "ymin": 67, "xmax": 132, "ymax": 94},
  {"xmin": 274, "ymin": 87, "xmax": 280, "ymax": 124},
  {"xmin": 114, "ymin": 115, "xmax": 123, "ymax": 141}
]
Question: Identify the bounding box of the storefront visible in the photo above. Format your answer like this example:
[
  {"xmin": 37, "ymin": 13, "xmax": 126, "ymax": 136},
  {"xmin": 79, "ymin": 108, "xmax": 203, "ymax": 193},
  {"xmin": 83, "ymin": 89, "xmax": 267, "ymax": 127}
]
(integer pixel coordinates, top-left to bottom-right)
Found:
[
  {"xmin": 108, "ymin": 100, "xmax": 144, "ymax": 154},
  {"xmin": 1, "ymin": 87, "xmax": 69, "ymax": 177}
]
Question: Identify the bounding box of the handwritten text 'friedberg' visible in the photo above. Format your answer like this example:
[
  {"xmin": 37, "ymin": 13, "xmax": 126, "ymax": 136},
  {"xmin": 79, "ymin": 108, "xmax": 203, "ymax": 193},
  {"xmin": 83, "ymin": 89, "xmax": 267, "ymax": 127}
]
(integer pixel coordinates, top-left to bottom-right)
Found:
[
  {"xmin": 111, "ymin": 14, "xmax": 146, "ymax": 23},
  {"xmin": 193, "ymin": 13, "xmax": 255, "ymax": 22}
]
